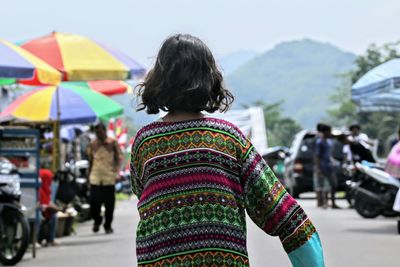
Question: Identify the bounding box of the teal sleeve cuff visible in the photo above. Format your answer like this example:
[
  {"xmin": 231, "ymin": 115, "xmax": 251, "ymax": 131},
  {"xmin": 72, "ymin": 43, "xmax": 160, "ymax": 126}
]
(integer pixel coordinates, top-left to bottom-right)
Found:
[{"xmin": 288, "ymin": 232, "xmax": 325, "ymax": 267}]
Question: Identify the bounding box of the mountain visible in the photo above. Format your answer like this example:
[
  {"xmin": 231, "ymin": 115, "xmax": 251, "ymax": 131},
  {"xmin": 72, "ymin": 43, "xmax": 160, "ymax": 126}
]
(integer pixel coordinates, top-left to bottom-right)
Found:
[
  {"xmin": 218, "ymin": 50, "xmax": 258, "ymax": 75},
  {"xmin": 226, "ymin": 39, "xmax": 356, "ymax": 128}
]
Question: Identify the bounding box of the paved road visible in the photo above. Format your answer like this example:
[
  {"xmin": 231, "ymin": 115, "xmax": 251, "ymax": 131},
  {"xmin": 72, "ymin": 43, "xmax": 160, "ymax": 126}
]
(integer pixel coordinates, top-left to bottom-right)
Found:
[{"xmin": 18, "ymin": 198, "xmax": 400, "ymax": 267}]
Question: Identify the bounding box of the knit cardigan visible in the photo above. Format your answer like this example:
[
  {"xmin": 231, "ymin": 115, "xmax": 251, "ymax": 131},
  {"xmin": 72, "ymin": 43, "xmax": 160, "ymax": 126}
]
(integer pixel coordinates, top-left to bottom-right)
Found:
[{"xmin": 130, "ymin": 118, "xmax": 324, "ymax": 267}]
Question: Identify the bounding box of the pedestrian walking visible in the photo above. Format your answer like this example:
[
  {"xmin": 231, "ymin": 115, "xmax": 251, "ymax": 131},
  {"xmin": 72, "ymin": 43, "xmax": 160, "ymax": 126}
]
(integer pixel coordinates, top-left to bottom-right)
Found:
[
  {"xmin": 314, "ymin": 124, "xmax": 339, "ymax": 209},
  {"xmin": 87, "ymin": 123, "xmax": 122, "ymax": 234},
  {"xmin": 130, "ymin": 34, "xmax": 324, "ymax": 266}
]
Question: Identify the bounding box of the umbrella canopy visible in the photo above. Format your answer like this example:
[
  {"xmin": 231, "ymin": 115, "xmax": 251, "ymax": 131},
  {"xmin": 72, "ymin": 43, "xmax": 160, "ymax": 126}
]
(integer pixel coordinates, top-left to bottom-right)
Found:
[
  {"xmin": 62, "ymin": 80, "xmax": 132, "ymax": 96},
  {"xmin": 352, "ymin": 59, "xmax": 400, "ymax": 112},
  {"xmin": 0, "ymin": 79, "xmax": 15, "ymax": 85},
  {"xmin": 0, "ymin": 85, "xmax": 123, "ymax": 124},
  {"xmin": 20, "ymin": 32, "xmax": 146, "ymax": 82},
  {"xmin": 352, "ymin": 59, "xmax": 400, "ymax": 100},
  {"xmin": 0, "ymin": 39, "xmax": 61, "ymax": 85},
  {"xmin": 355, "ymin": 91, "xmax": 400, "ymax": 112}
]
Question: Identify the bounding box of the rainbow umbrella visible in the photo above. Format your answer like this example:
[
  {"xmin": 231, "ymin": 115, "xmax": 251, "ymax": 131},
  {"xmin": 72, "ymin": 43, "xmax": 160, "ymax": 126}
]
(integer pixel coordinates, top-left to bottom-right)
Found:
[
  {"xmin": 0, "ymin": 79, "xmax": 16, "ymax": 85},
  {"xmin": 20, "ymin": 32, "xmax": 145, "ymax": 82},
  {"xmin": 0, "ymin": 79, "xmax": 134, "ymax": 95},
  {"xmin": 0, "ymin": 85, "xmax": 123, "ymax": 124},
  {"xmin": 0, "ymin": 39, "xmax": 61, "ymax": 85},
  {"xmin": 62, "ymin": 80, "xmax": 132, "ymax": 96}
]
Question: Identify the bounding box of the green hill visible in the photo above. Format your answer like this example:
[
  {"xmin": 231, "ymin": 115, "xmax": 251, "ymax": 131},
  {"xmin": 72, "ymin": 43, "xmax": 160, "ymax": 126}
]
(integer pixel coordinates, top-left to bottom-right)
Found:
[
  {"xmin": 218, "ymin": 50, "xmax": 258, "ymax": 75},
  {"xmin": 226, "ymin": 39, "xmax": 356, "ymax": 128}
]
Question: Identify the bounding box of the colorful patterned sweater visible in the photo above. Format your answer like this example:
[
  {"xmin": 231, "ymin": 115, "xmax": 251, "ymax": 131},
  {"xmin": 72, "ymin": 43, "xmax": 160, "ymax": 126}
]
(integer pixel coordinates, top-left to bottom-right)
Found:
[{"xmin": 130, "ymin": 118, "xmax": 324, "ymax": 267}]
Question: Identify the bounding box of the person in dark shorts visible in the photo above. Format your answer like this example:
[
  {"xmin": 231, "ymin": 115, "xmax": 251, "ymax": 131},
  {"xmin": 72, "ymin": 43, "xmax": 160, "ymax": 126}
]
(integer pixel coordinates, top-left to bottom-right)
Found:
[{"xmin": 314, "ymin": 124, "xmax": 340, "ymax": 209}]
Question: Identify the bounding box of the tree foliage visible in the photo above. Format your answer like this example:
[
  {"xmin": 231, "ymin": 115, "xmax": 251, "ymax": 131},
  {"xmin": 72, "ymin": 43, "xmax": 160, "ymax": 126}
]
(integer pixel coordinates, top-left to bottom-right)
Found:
[
  {"xmin": 252, "ymin": 100, "xmax": 302, "ymax": 147},
  {"xmin": 351, "ymin": 42, "xmax": 400, "ymax": 83},
  {"xmin": 327, "ymin": 74, "xmax": 357, "ymax": 126},
  {"xmin": 328, "ymin": 42, "xmax": 400, "ymax": 155}
]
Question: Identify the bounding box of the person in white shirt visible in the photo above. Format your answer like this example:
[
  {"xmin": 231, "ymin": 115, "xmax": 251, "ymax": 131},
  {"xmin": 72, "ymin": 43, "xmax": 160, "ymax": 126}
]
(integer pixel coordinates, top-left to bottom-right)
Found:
[{"xmin": 349, "ymin": 123, "xmax": 374, "ymax": 150}]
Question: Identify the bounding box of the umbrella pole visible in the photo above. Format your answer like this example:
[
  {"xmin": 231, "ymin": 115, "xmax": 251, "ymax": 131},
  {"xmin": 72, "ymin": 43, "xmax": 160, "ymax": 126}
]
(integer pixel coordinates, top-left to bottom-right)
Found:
[
  {"xmin": 52, "ymin": 120, "xmax": 60, "ymax": 172},
  {"xmin": 54, "ymin": 87, "xmax": 61, "ymax": 171}
]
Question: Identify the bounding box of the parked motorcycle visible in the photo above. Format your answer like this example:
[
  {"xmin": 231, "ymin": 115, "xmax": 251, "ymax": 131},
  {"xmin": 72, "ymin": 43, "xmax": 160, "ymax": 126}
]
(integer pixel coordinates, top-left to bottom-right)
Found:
[
  {"xmin": 343, "ymin": 163, "xmax": 364, "ymax": 207},
  {"xmin": 68, "ymin": 160, "xmax": 90, "ymax": 206},
  {"xmin": 351, "ymin": 161, "xmax": 400, "ymax": 219},
  {"xmin": 340, "ymin": 135, "xmax": 379, "ymax": 207},
  {"xmin": 0, "ymin": 158, "xmax": 30, "ymax": 266},
  {"xmin": 115, "ymin": 170, "xmax": 132, "ymax": 195}
]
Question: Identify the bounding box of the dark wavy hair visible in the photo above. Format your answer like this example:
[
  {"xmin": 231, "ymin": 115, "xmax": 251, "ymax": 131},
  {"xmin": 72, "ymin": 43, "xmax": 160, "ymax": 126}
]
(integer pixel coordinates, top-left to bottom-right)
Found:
[{"xmin": 136, "ymin": 34, "xmax": 234, "ymax": 114}]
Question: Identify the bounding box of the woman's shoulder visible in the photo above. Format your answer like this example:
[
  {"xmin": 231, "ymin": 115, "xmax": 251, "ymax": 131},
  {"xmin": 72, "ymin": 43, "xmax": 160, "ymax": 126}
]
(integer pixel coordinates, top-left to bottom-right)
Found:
[
  {"xmin": 133, "ymin": 117, "xmax": 248, "ymax": 145},
  {"xmin": 144, "ymin": 117, "xmax": 245, "ymax": 134},
  {"xmin": 203, "ymin": 117, "xmax": 248, "ymax": 141}
]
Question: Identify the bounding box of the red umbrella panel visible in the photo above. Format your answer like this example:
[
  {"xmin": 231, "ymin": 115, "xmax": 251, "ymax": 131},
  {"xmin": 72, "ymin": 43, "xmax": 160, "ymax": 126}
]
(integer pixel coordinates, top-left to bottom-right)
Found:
[
  {"xmin": 62, "ymin": 80, "xmax": 132, "ymax": 96},
  {"xmin": 19, "ymin": 32, "xmax": 145, "ymax": 82}
]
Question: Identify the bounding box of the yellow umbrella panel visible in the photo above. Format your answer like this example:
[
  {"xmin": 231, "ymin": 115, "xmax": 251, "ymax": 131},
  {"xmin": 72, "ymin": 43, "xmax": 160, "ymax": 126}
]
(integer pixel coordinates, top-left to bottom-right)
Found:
[
  {"xmin": 0, "ymin": 39, "xmax": 61, "ymax": 85},
  {"xmin": 20, "ymin": 32, "xmax": 146, "ymax": 81}
]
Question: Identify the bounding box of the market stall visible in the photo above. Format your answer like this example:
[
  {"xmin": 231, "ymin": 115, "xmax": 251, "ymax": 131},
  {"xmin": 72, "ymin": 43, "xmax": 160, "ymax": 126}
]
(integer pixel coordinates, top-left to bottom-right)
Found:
[{"xmin": 0, "ymin": 126, "xmax": 41, "ymax": 258}]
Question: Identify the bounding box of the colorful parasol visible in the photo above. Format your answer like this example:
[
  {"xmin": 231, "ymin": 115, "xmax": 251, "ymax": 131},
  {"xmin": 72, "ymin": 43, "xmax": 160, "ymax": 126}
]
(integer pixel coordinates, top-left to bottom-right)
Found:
[
  {"xmin": 0, "ymin": 79, "xmax": 16, "ymax": 85},
  {"xmin": 0, "ymin": 39, "xmax": 61, "ymax": 85},
  {"xmin": 0, "ymin": 85, "xmax": 123, "ymax": 124},
  {"xmin": 352, "ymin": 59, "xmax": 400, "ymax": 112},
  {"xmin": 20, "ymin": 32, "xmax": 146, "ymax": 82},
  {"xmin": 352, "ymin": 59, "xmax": 400, "ymax": 99},
  {"xmin": 62, "ymin": 80, "xmax": 132, "ymax": 96}
]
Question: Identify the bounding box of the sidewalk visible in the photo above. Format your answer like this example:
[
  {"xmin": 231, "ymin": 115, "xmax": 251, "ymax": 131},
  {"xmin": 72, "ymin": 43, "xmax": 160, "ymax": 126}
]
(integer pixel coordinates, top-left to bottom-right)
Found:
[
  {"xmin": 20, "ymin": 199, "xmax": 139, "ymax": 267},
  {"xmin": 18, "ymin": 198, "xmax": 400, "ymax": 267}
]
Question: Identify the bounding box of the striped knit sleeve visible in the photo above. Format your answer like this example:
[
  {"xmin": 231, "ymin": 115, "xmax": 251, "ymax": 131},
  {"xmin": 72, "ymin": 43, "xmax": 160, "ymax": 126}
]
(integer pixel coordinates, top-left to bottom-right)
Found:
[
  {"xmin": 240, "ymin": 144, "xmax": 325, "ymax": 267},
  {"xmin": 130, "ymin": 133, "xmax": 144, "ymax": 198},
  {"xmin": 130, "ymin": 157, "xmax": 142, "ymax": 198}
]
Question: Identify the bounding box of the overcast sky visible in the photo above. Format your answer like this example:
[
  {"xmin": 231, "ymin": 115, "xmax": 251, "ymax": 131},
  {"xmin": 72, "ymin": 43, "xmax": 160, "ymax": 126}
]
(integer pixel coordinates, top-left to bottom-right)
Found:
[{"xmin": 2, "ymin": 0, "xmax": 400, "ymax": 66}]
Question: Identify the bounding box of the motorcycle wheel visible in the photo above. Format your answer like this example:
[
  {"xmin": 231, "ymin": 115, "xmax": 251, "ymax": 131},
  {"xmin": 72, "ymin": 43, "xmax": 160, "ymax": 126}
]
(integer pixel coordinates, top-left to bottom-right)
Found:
[
  {"xmin": 381, "ymin": 210, "xmax": 399, "ymax": 218},
  {"xmin": 0, "ymin": 207, "xmax": 30, "ymax": 266},
  {"xmin": 354, "ymin": 196, "xmax": 381, "ymax": 219},
  {"xmin": 345, "ymin": 190, "xmax": 354, "ymax": 207}
]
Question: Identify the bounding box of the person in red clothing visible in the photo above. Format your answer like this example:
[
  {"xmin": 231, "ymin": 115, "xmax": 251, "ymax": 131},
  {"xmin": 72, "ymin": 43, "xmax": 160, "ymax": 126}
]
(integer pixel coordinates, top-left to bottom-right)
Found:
[{"xmin": 39, "ymin": 169, "xmax": 60, "ymax": 246}]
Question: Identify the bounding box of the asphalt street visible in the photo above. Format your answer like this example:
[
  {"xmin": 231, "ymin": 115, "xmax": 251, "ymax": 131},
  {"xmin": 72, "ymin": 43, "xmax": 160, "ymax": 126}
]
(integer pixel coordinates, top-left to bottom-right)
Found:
[{"xmin": 17, "ymin": 198, "xmax": 400, "ymax": 267}]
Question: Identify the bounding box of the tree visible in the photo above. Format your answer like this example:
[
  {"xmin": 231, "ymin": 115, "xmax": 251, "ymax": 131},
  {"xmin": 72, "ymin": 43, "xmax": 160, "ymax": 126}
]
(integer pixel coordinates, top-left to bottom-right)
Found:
[
  {"xmin": 351, "ymin": 42, "xmax": 400, "ymax": 83},
  {"xmin": 327, "ymin": 74, "xmax": 357, "ymax": 126},
  {"xmin": 251, "ymin": 100, "xmax": 302, "ymax": 147},
  {"xmin": 328, "ymin": 42, "xmax": 400, "ymax": 155}
]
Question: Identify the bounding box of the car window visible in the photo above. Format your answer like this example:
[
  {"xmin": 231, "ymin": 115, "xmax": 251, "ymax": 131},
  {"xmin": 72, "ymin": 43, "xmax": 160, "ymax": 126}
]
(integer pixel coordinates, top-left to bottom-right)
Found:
[{"xmin": 297, "ymin": 135, "xmax": 316, "ymax": 159}]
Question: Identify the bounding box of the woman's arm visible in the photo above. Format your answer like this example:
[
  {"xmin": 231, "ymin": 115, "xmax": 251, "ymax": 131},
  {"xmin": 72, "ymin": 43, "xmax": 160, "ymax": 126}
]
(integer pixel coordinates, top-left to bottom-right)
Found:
[
  {"xmin": 241, "ymin": 144, "xmax": 325, "ymax": 267},
  {"xmin": 130, "ymin": 137, "xmax": 143, "ymax": 198}
]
